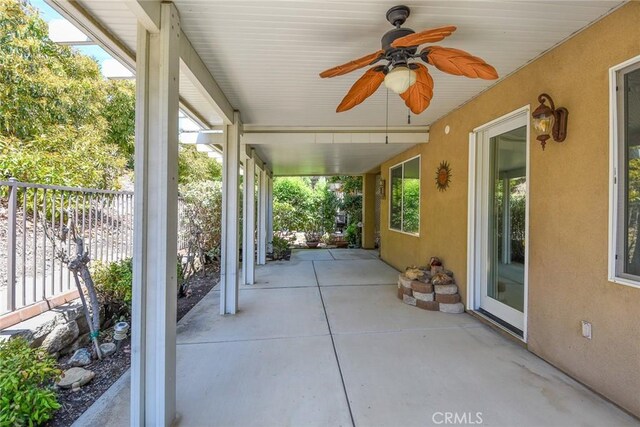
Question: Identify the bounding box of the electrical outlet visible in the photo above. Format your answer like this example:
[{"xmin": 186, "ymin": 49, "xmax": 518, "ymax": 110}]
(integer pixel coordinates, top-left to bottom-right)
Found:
[{"xmin": 581, "ymin": 321, "xmax": 592, "ymax": 340}]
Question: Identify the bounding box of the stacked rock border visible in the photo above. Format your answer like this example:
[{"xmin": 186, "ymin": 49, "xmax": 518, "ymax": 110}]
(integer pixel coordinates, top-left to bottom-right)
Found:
[{"xmin": 396, "ymin": 260, "xmax": 464, "ymax": 314}]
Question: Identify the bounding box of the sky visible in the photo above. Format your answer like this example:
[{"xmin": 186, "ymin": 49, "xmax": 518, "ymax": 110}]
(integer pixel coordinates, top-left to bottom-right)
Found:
[
  {"xmin": 26, "ymin": 0, "xmax": 210, "ymax": 143},
  {"xmin": 29, "ymin": 0, "xmax": 132, "ymax": 78}
]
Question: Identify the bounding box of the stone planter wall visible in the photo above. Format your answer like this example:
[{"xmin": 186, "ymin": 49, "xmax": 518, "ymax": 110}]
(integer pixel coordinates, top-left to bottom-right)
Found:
[{"xmin": 396, "ymin": 264, "xmax": 464, "ymax": 314}]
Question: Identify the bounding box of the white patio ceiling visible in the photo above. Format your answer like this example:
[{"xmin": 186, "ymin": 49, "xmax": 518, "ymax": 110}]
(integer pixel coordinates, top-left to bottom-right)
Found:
[{"xmin": 57, "ymin": 0, "xmax": 623, "ymax": 174}]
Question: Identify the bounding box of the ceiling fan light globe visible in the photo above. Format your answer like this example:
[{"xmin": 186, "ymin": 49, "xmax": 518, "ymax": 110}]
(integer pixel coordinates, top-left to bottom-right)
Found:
[{"xmin": 384, "ymin": 66, "xmax": 417, "ymax": 94}]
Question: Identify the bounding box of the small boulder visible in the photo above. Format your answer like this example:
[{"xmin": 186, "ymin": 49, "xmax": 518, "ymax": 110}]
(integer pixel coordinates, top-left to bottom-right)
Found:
[
  {"xmin": 431, "ymin": 272, "xmax": 453, "ymax": 286},
  {"xmin": 57, "ymin": 367, "xmax": 95, "ymax": 389},
  {"xmin": 100, "ymin": 342, "xmax": 117, "ymax": 357},
  {"xmin": 69, "ymin": 348, "xmax": 92, "ymax": 367},
  {"xmin": 41, "ymin": 320, "xmax": 79, "ymax": 354}
]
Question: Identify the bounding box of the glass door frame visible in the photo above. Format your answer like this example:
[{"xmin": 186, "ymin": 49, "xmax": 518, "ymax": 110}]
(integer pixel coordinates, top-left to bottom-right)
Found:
[{"xmin": 467, "ymin": 106, "xmax": 530, "ymax": 341}]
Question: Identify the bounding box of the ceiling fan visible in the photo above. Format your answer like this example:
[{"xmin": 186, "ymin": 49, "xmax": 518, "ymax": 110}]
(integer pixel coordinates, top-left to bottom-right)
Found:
[{"xmin": 319, "ymin": 5, "xmax": 499, "ymax": 114}]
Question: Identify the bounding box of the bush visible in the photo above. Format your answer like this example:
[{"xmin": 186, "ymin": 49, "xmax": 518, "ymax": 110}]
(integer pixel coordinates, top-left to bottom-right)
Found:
[
  {"xmin": 0, "ymin": 338, "xmax": 61, "ymax": 426},
  {"xmin": 272, "ymin": 177, "xmax": 342, "ymax": 234},
  {"xmin": 93, "ymin": 258, "xmax": 133, "ymax": 320},
  {"xmin": 271, "ymin": 235, "xmax": 292, "ymax": 260},
  {"xmin": 179, "ymin": 180, "xmax": 223, "ymax": 260}
]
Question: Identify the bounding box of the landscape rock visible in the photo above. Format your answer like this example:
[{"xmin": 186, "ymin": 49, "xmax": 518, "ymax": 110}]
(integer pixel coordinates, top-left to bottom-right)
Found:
[
  {"xmin": 416, "ymin": 274, "xmax": 431, "ymax": 284},
  {"xmin": 402, "ymin": 286, "xmax": 413, "ymax": 296},
  {"xmin": 41, "ymin": 320, "xmax": 79, "ymax": 354},
  {"xmin": 56, "ymin": 367, "xmax": 95, "ymax": 389},
  {"xmin": 413, "ymin": 291, "xmax": 435, "ymax": 302},
  {"xmin": 434, "ymin": 284, "xmax": 458, "ymax": 295},
  {"xmin": 32, "ymin": 303, "xmax": 83, "ymax": 346},
  {"xmin": 402, "ymin": 294, "xmax": 417, "ymax": 306},
  {"xmin": 431, "ymin": 265, "xmax": 444, "ymax": 275},
  {"xmin": 439, "ymin": 302, "xmax": 465, "ymax": 314},
  {"xmin": 404, "ymin": 267, "xmax": 425, "ymax": 281},
  {"xmin": 64, "ymin": 333, "xmax": 91, "ymax": 356},
  {"xmin": 435, "ymin": 293, "xmax": 461, "ymax": 304},
  {"xmin": 69, "ymin": 348, "xmax": 92, "ymax": 367},
  {"xmin": 100, "ymin": 342, "xmax": 117, "ymax": 357},
  {"xmin": 431, "ymin": 272, "xmax": 454, "ymax": 286}
]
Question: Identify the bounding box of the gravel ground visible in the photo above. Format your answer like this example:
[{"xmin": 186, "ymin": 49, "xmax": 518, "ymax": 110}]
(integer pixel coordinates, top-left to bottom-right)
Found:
[{"xmin": 45, "ymin": 265, "xmax": 219, "ymax": 427}]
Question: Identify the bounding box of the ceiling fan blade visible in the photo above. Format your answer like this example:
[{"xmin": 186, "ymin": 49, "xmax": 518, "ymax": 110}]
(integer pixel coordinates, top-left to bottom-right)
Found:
[
  {"xmin": 400, "ymin": 64, "xmax": 434, "ymax": 114},
  {"xmin": 320, "ymin": 50, "xmax": 384, "ymax": 78},
  {"xmin": 423, "ymin": 46, "xmax": 498, "ymax": 80},
  {"xmin": 336, "ymin": 67, "xmax": 385, "ymax": 112},
  {"xmin": 391, "ymin": 25, "xmax": 457, "ymax": 48}
]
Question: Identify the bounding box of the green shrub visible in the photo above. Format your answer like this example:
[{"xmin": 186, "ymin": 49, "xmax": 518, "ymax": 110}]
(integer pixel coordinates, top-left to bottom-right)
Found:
[
  {"xmin": 271, "ymin": 235, "xmax": 292, "ymax": 260},
  {"xmin": 93, "ymin": 258, "xmax": 133, "ymax": 320},
  {"xmin": 0, "ymin": 338, "xmax": 61, "ymax": 426},
  {"xmin": 179, "ymin": 180, "xmax": 223, "ymax": 259}
]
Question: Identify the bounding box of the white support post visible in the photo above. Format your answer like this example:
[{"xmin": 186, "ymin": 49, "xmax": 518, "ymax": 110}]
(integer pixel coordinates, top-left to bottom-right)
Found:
[
  {"xmin": 241, "ymin": 155, "xmax": 248, "ymax": 285},
  {"xmin": 131, "ymin": 4, "xmax": 179, "ymax": 426},
  {"xmin": 266, "ymin": 175, "xmax": 273, "ymax": 254},
  {"xmin": 257, "ymin": 169, "xmax": 268, "ymax": 265},
  {"xmin": 242, "ymin": 155, "xmax": 256, "ymax": 284},
  {"xmin": 220, "ymin": 112, "xmax": 241, "ymax": 314}
]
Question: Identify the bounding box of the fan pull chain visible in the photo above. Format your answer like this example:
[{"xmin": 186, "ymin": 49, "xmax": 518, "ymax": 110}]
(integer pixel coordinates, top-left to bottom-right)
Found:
[
  {"xmin": 385, "ymin": 88, "xmax": 389, "ymax": 144},
  {"xmin": 407, "ymin": 107, "xmax": 411, "ymax": 125}
]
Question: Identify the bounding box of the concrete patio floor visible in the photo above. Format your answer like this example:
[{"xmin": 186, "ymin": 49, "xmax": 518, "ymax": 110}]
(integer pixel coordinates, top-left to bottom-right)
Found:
[{"xmin": 74, "ymin": 249, "xmax": 638, "ymax": 427}]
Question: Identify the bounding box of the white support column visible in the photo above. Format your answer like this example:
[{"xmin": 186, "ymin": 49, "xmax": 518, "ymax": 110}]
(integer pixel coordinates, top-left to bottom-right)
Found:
[
  {"xmin": 131, "ymin": 4, "xmax": 179, "ymax": 426},
  {"xmin": 266, "ymin": 174, "xmax": 274, "ymax": 254},
  {"xmin": 241, "ymin": 155, "xmax": 248, "ymax": 285},
  {"xmin": 257, "ymin": 169, "xmax": 268, "ymax": 265},
  {"xmin": 220, "ymin": 111, "xmax": 241, "ymax": 314},
  {"xmin": 242, "ymin": 154, "xmax": 256, "ymax": 284}
]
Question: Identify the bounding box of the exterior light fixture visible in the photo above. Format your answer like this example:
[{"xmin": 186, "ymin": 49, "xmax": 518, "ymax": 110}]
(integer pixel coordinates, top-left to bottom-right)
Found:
[
  {"xmin": 531, "ymin": 93, "xmax": 568, "ymax": 150},
  {"xmin": 384, "ymin": 65, "xmax": 416, "ymax": 94}
]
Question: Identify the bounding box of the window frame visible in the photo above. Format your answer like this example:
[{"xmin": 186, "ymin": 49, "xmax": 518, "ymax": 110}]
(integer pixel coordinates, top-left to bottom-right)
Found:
[
  {"xmin": 609, "ymin": 55, "xmax": 640, "ymax": 288},
  {"xmin": 388, "ymin": 155, "xmax": 421, "ymax": 236}
]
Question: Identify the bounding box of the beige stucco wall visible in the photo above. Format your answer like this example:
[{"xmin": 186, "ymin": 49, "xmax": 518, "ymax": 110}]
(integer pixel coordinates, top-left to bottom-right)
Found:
[{"xmin": 379, "ymin": 2, "xmax": 640, "ymax": 416}]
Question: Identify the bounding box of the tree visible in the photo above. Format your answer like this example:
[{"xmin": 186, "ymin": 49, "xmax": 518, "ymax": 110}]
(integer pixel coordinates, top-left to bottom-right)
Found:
[
  {"xmin": 0, "ymin": 0, "xmax": 128, "ymax": 188},
  {"xmin": 178, "ymin": 145, "xmax": 222, "ymax": 184}
]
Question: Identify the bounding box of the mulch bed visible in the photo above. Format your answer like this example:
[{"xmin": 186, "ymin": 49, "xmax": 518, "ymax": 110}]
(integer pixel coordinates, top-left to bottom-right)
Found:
[{"xmin": 46, "ymin": 264, "xmax": 219, "ymax": 427}]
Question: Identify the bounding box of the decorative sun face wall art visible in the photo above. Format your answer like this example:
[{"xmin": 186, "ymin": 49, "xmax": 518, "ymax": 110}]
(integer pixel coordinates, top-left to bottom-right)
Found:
[{"xmin": 435, "ymin": 161, "xmax": 452, "ymax": 192}]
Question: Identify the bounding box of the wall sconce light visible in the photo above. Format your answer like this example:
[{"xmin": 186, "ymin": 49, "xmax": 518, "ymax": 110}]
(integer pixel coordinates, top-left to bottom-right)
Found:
[
  {"xmin": 378, "ymin": 179, "xmax": 386, "ymax": 198},
  {"xmin": 531, "ymin": 93, "xmax": 568, "ymax": 150}
]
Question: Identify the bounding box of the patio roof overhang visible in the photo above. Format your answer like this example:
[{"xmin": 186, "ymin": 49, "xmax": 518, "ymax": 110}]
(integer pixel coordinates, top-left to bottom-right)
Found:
[
  {"xmin": 42, "ymin": 1, "xmax": 627, "ymax": 424},
  {"xmin": 46, "ymin": 0, "xmax": 623, "ymax": 176}
]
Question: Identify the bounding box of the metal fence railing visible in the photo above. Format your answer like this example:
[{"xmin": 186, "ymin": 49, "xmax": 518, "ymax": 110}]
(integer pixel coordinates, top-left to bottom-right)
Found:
[{"xmin": 1, "ymin": 179, "xmax": 134, "ymax": 316}]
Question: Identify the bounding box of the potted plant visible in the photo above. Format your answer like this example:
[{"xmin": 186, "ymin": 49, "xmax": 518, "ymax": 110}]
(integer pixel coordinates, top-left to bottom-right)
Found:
[
  {"xmin": 304, "ymin": 231, "xmax": 322, "ymax": 248},
  {"xmin": 333, "ymin": 233, "xmax": 349, "ymax": 248}
]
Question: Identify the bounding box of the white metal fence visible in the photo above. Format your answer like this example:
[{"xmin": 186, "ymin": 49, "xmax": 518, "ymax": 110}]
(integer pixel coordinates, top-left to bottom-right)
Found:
[{"xmin": 0, "ymin": 179, "xmax": 134, "ymax": 315}]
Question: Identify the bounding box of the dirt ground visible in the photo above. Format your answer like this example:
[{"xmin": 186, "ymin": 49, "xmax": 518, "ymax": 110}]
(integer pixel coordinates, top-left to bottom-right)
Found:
[{"xmin": 46, "ymin": 265, "xmax": 219, "ymax": 427}]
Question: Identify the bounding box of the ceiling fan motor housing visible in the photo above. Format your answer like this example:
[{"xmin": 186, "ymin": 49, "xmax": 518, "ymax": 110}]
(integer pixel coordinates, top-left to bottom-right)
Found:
[
  {"xmin": 382, "ymin": 6, "xmax": 417, "ymax": 68},
  {"xmin": 381, "ymin": 28, "xmax": 417, "ymax": 69},
  {"xmin": 386, "ymin": 5, "xmax": 411, "ymax": 27}
]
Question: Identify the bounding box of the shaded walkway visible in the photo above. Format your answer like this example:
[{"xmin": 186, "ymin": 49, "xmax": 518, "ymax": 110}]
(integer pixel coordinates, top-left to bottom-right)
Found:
[{"xmin": 74, "ymin": 249, "xmax": 638, "ymax": 426}]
